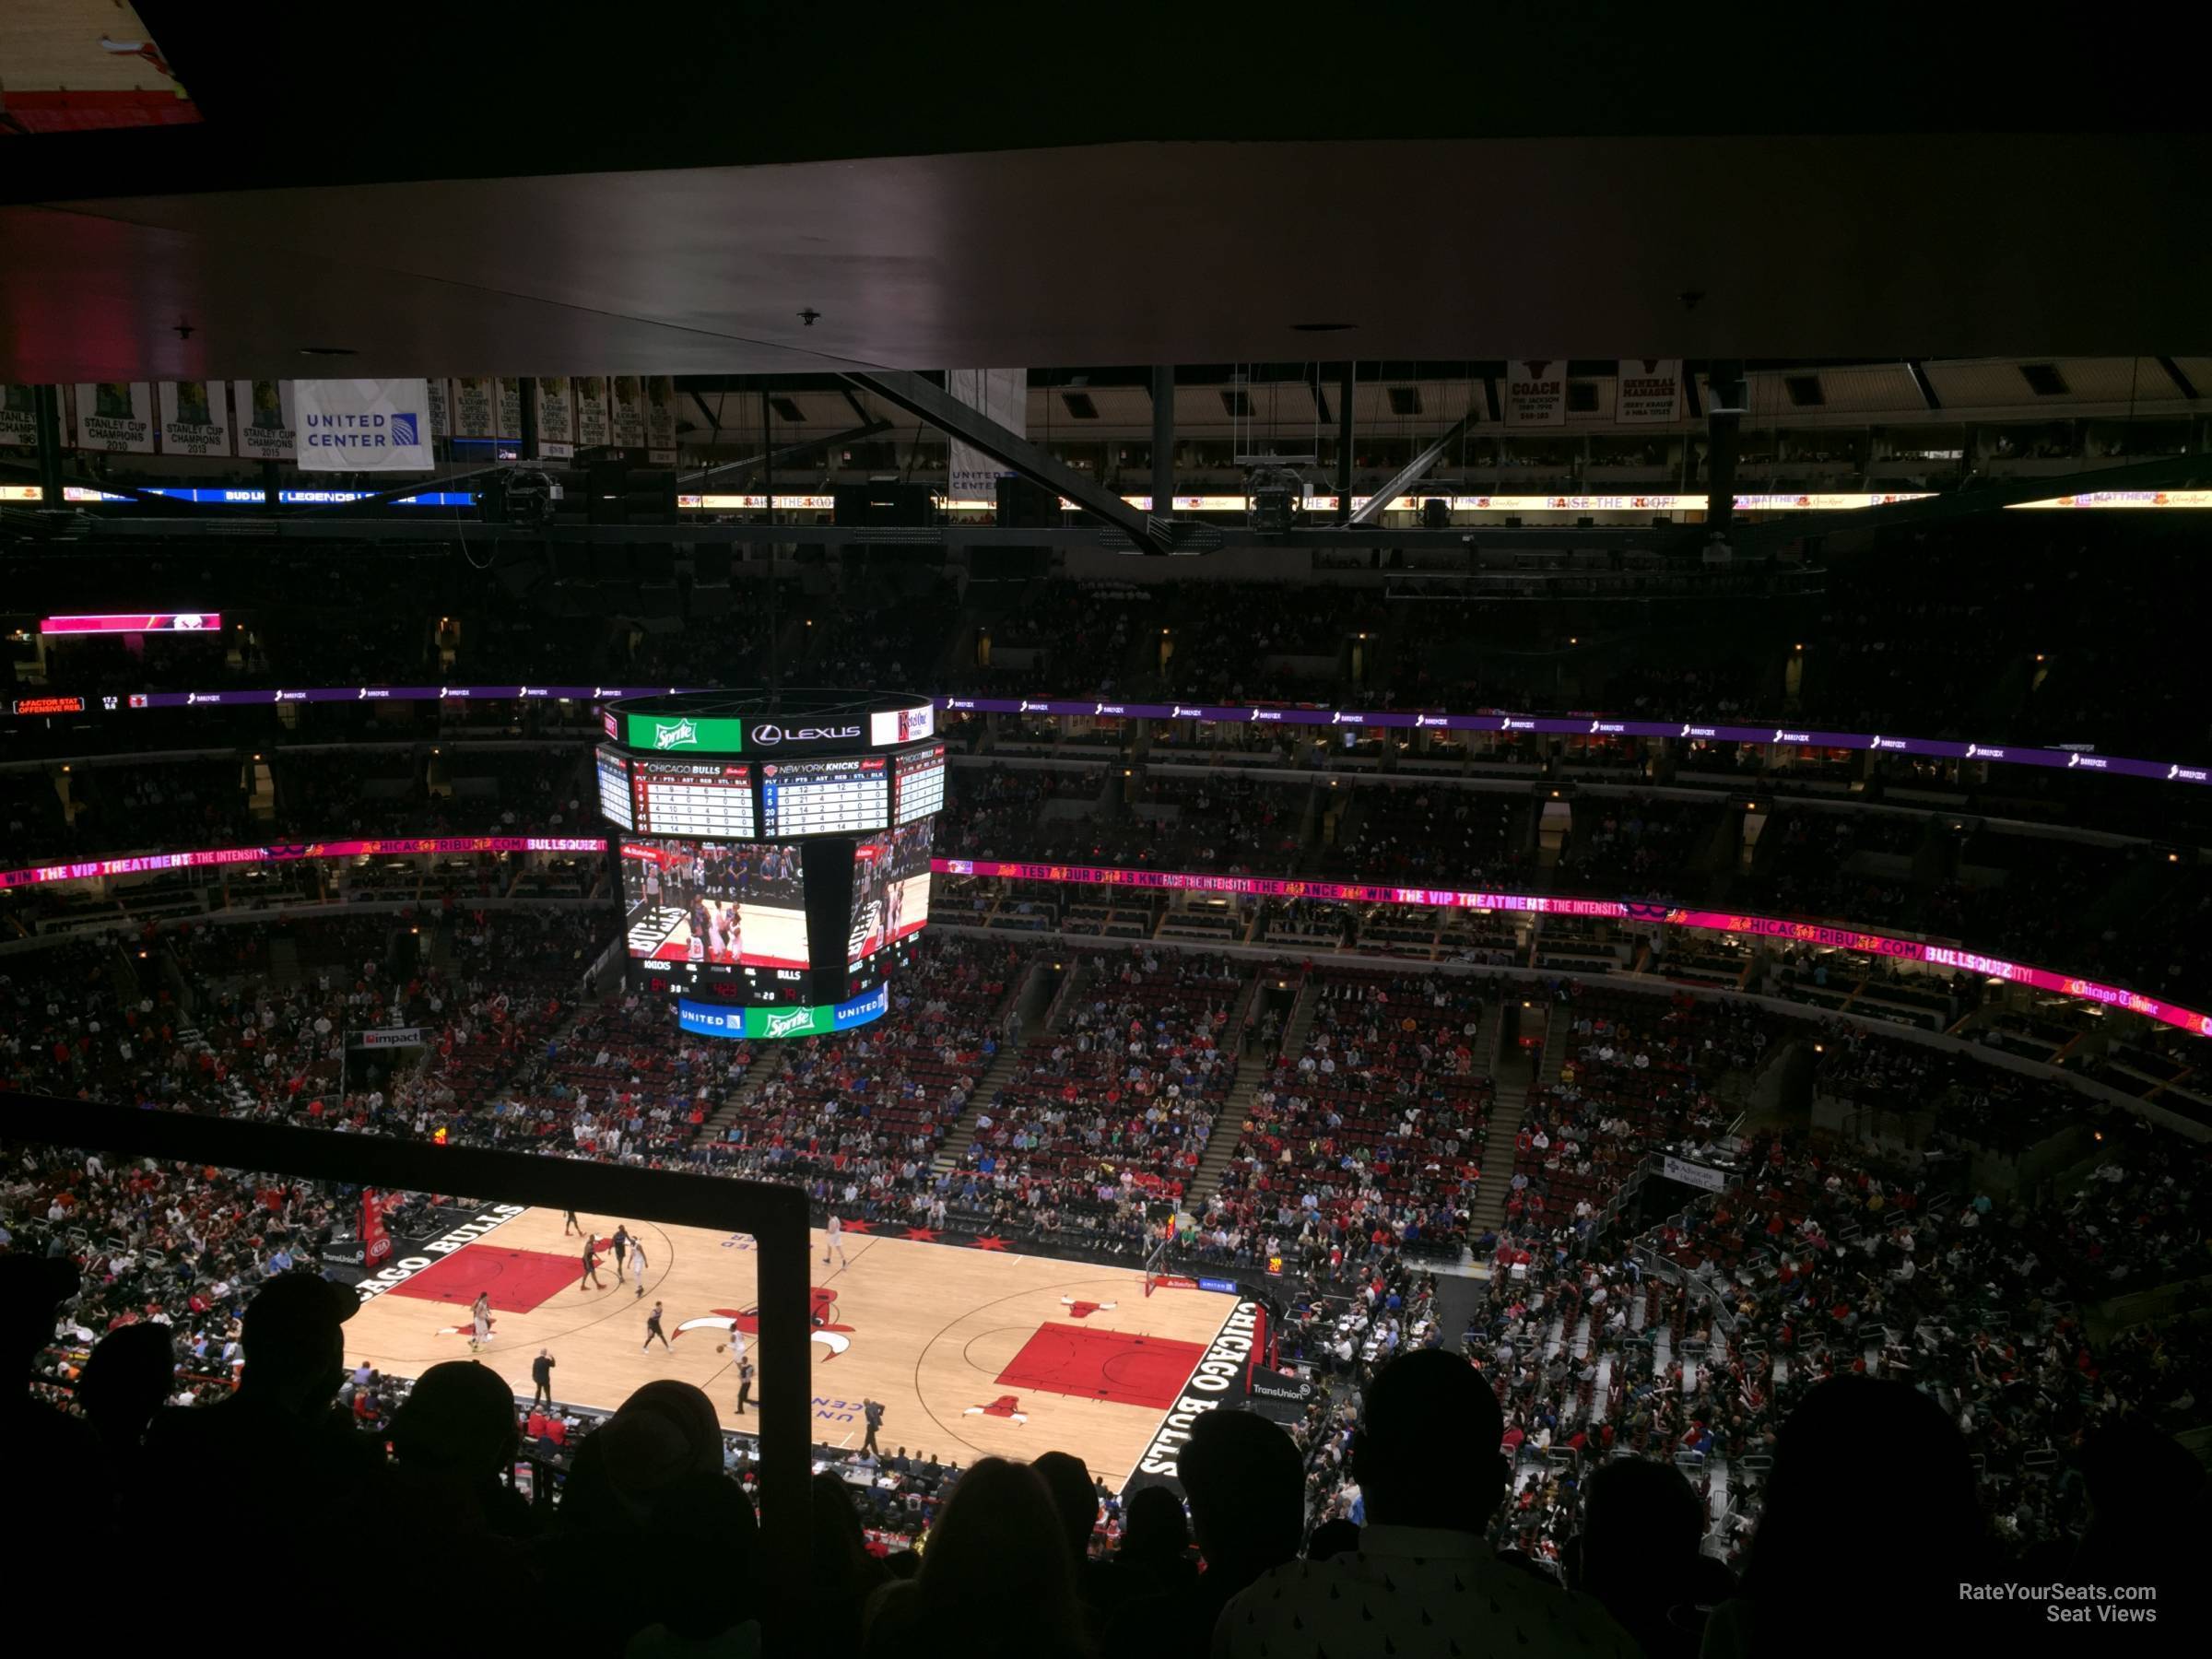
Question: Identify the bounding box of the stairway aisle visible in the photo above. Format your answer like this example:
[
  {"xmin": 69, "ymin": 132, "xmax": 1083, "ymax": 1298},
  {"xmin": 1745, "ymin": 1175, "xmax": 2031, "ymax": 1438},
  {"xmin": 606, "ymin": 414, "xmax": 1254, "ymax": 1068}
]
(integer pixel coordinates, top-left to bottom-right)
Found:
[
  {"xmin": 700, "ymin": 1046, "xmax": 789, "ymax": 1141},
  {"xmin": 932, "ymin": 1039, "xmax": 1032, "ymax": 1172},
  {"xmin": 1184, "ymin": 976, "xmax": 1314, "ymax": 1212},
  {"xmin": 1465, "ymin": 1000, "xmax": 1560, "ymax": 1242}
]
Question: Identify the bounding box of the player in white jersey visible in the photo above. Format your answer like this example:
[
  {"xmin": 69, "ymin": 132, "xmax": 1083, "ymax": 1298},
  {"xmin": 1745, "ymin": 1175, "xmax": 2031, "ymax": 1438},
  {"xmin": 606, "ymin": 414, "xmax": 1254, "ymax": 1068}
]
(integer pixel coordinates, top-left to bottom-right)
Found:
[{"xmin": 823, "ymin": 1210, "xmax": 846, "ymax": 1268}]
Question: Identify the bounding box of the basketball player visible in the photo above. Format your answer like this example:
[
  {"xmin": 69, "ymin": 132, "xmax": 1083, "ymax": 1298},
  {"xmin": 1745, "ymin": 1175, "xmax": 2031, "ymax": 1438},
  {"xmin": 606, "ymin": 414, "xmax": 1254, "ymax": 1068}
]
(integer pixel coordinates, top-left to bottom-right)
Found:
[
  {"xmin": 470, "ymin": 1290, "xmax": 492, "ymax": 1351},
  {"xmin": 642, "ymin": 852, "xmax": 664, "ymax": 912},
  {"xmin": 563, "ymin": 1209, "xmax": 582, "ymax": 1236},
  {"xmin": 643, "ymin": 1300, "xmax": 670, "ymax": 1351},
  {"xmin": 629, "ymin": 1235, "xmax": 650, "ymax": 1296},
  {"xmin": 687, "ymin": 900, "xmax": 709, "ymax": 964},
  {"xmin": 735, "ymin": 1354, "xmax": 756, "ymax": 1417},
  {"xmin": 580, "ymin": 1237, "xmax": 605, "ymax": 1290},
  {"xmin": 611, "ymin": 1224, "xmax": 630, "ymax": 1283},
  {"xmin": 823, "ymin": 1210, "xmax": 846, "ymax": 1268}
]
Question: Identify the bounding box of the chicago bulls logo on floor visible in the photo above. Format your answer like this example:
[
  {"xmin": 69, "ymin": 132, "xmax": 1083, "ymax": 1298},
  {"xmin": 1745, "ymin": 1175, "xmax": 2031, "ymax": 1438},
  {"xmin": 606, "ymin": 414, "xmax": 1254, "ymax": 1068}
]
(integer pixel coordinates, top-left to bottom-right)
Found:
[
  {"xmin": 962, "ymin": 1394, "xmax": 1029, "ymax": 1424},
  {"xmin": 673, "ymin": 1287, "xmax": 856, "ymax": 1357},
  {"xmin": 1059, "ymin": 1296, "xmax": 1118, "ymax": 1319}
]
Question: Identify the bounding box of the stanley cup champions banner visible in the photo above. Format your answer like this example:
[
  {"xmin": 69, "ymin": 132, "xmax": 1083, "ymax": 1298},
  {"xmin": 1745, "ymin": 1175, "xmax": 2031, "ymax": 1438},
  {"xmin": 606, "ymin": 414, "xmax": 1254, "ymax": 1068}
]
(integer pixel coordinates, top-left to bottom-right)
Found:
[
  {"xmin": 644, "ymin": 375, "xmax": 677, "ymax": 464},
  {"xmin": 158, "ymin": 382, "xmax": 233, "ymax": 457},
  {"xmin": 574, "ymin": 375, "xmax": 611, "ymax": 449},
  {"xmin": 611, "ymin": 376, "xmax": 646, "ymax": 448},
  {"xmin": 73, "ymin": 382, "xmax": 157, "ymax": 452},
  {"xmin": 450, "ymin": 376, "xmax": 496, "ymax": 441},
  {"xmin": 534, "ymin": 376, "xmax": 576, "ymax": 459},
  {"xmin": 293, "ymin": 379, "xmax": 434, "ymax": 472},
  {"xmin": 231, "ymin": 381, "xmax": 296, "ymax": 460},
  {"xmin": 0, "ymin": 385, "xmax": 39, "ymax": 448}
]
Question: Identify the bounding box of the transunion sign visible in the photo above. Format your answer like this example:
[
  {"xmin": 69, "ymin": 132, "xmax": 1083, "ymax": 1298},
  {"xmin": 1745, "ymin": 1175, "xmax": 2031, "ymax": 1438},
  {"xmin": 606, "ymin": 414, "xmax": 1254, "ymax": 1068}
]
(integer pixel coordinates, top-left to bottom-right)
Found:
[{"xmin": 619, "ymin": 712, "xmax": 748, "ymax": 754}]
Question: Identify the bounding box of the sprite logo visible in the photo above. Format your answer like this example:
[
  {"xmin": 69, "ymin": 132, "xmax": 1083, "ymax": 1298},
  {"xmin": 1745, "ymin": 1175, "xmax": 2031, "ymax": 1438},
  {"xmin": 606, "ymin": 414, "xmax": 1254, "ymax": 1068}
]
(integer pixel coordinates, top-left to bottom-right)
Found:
[
  {"xmin": 764, "ymin": 1006, "xmax": 818, "ymax": 1039},
  {"xmin": 653, "ymin": 719, "xmax": 699, "ymax": 750}
]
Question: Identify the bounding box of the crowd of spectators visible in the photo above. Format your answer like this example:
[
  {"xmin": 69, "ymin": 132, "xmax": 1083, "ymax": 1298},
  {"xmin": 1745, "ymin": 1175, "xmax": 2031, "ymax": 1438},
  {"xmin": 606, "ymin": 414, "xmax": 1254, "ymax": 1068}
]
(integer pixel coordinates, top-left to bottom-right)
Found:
[
  {"xmin": 949, "ymin": 948, "xmax": 1242, "ymax": 1247},
  {"xmin": 5, "ymin": 889, "xmax": 2210, "ymax": 1651},
  {"xmin": 1200, "ymin": 968, "xmax": 1492, "ymax": 1271}
]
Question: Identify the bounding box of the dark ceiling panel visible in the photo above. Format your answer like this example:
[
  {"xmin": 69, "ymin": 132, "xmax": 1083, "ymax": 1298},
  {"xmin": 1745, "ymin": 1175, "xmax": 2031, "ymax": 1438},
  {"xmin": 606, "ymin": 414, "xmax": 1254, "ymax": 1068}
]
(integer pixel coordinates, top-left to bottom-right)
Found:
[{"xmin": 5, "ymin": 135, "xmax": 2207, "ymax": 381}]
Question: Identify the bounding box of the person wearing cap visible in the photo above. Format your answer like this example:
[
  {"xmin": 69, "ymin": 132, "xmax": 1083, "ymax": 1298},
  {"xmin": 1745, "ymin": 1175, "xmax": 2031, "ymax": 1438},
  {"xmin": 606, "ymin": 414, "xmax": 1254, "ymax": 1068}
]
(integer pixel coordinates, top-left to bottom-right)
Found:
[{"xmin": 144, "ymin": 1272, "xmax": 385, "ymax": 1602}]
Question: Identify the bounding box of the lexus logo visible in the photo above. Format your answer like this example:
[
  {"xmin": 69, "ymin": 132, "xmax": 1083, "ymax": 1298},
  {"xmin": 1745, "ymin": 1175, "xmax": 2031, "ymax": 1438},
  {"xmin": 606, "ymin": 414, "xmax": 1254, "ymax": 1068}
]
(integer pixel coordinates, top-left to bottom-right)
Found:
[{"xmin": 752, "ymin": 722, "xmax": 861, "ymax": 747}]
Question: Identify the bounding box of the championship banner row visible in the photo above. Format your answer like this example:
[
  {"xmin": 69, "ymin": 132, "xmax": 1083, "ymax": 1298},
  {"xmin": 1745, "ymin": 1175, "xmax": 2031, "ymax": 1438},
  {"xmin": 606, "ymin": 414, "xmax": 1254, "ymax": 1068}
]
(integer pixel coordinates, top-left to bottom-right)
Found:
[{"xmin": 0, "ymin": 377, "xmax": 679, "ymax": 465}]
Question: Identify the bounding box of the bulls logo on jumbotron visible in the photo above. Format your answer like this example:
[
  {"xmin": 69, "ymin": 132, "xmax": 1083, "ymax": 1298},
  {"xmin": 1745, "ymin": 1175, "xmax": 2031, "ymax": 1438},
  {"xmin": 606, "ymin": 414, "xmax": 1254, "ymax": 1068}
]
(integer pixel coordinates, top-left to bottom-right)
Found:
[{"xmin": 674, "ymin": 1287, "xmax": 856, "ymax": 1357}]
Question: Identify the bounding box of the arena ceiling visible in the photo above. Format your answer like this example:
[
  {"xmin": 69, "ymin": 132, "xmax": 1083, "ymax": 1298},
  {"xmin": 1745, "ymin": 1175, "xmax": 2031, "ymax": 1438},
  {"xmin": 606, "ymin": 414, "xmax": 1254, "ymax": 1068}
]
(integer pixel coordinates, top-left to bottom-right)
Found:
[{"xmin": 2, "ymin": 8, "xmax": 2206, "ymax": 383}]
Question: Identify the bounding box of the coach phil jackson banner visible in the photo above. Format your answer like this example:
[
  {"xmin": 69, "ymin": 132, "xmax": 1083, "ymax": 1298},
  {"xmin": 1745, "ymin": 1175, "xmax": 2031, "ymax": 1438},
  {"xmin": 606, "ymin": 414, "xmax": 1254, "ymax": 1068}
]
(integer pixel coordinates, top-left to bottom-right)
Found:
[{"xmin": 293, "ymin": 379, "xmax": 434, "ymax": 473}]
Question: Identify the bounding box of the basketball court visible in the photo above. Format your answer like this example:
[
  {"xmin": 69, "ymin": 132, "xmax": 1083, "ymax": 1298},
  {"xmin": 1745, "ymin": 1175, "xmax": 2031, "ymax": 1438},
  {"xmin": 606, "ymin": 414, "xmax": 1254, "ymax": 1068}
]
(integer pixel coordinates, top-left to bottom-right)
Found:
[
  {"xmin": 0, "ymin": 1, "xmax": 199, "ymax": 134},
  {"xmin": 346, "ymin": 1206, "xmax": 1241, "ymax": 1488}
]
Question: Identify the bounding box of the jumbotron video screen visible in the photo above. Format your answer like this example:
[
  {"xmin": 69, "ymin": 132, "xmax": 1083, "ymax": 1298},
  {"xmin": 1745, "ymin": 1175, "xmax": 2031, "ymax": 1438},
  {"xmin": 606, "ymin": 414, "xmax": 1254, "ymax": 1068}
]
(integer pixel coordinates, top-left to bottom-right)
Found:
[{"xmin": 596, "ymin": 691, "xmax": 942, "ymax": 1036}]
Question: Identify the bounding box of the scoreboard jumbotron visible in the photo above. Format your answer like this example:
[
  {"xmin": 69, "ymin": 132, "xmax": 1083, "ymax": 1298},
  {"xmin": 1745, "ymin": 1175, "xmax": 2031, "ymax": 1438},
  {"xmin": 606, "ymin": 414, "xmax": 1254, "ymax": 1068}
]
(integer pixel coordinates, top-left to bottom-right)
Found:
[{"xmin": 596, "ymin": 690, "xmax": 943, "ymax": 1037}]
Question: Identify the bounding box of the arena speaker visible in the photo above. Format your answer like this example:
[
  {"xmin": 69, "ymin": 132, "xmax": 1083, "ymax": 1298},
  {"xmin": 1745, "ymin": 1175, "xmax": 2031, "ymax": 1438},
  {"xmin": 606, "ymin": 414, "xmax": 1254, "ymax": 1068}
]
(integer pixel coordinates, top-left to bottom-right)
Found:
[
  {"xmin": 1252, "ymin": 485, "xmax": 1296, "ymax": 531},
  {"xmin": 832, "ymin": 482, "xmax": 935, "ymax": 526},
  {"xmin": 994, "ymin": 476, "xmax": 1060, "ymax": 528}
]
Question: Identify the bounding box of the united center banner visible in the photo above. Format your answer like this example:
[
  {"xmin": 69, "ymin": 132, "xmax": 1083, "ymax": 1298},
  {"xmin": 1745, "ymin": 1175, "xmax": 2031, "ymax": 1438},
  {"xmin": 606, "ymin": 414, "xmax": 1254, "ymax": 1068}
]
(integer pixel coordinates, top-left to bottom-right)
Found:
[
  {"xmin": 294, "ymin": 379, "xmax": 434, "ymax": 473},
  {"xmin": 73, "ymin": 382, "xmax": 156, "ymax": 453},
  {"xmin": 1504, "ymin": 359, "xmax": 1568, "ymax": 427},
  {"xmin": 158, "ymin": 382, "xmax": 233, "ymax": 457},
  {"xmin": 231, "ymin": 381, "xmax": 296, "ymax": 460},
  {"xmin": 947, "ymin": 368, "xmax": 1025, "ymax": 499},
  {"xmin": 1618, "ymin": 359, "xmax": 1684, "ymax": 424}
]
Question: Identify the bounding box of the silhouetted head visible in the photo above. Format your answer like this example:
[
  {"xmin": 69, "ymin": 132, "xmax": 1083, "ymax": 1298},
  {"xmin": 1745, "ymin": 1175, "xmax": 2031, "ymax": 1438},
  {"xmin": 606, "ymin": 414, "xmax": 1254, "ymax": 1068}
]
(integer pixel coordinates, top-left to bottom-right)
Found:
[
  {"xmin": 1179, "ymin": 1407, "xmax": 1303, "ymax": 1578},
  {"xmin": 1571, "ymin": 1455, "xmax": 1707, "ymax": 1632},
  {"xmin": 238, "ymin": 1271, "xmax": 357, "ymax": 1406},
  {"xmin": 2075, "ymin": 1418, "xmax": 2210, "ymax": 1586},
  {"xmin": 0, "ymin": 1253, "xmax": 80, "ymax": 1378},
  {"xmin": 76, "ymin": 1321, "xmax": 175, "ymax": 1443},
  {"xmin": 1031, "ymin": 1449, "xmax": 1100, "ymax": 1563},
  {"xmin": 1307, "ymin": 1517, "xmax": 1361, "ymax": 1561},
  {"xmin": 916, "ymin": 1458, "xmax": 1083, "ymax": 1657},
  {"xmin": 1741, "ymin": 1377, "xmax": 1985, "ymax": 1641},
  {"xmin": 390, "ymin": 1359, "xmax": 519, "ymax": 1477},
  {"xmin": 1119, "ymin": 1484, "xmax": 1190, "ymax": 1564},
  {"xmin": 1351, "ymin": 1348, "xmax": 1506, "ymax": 1531}
]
